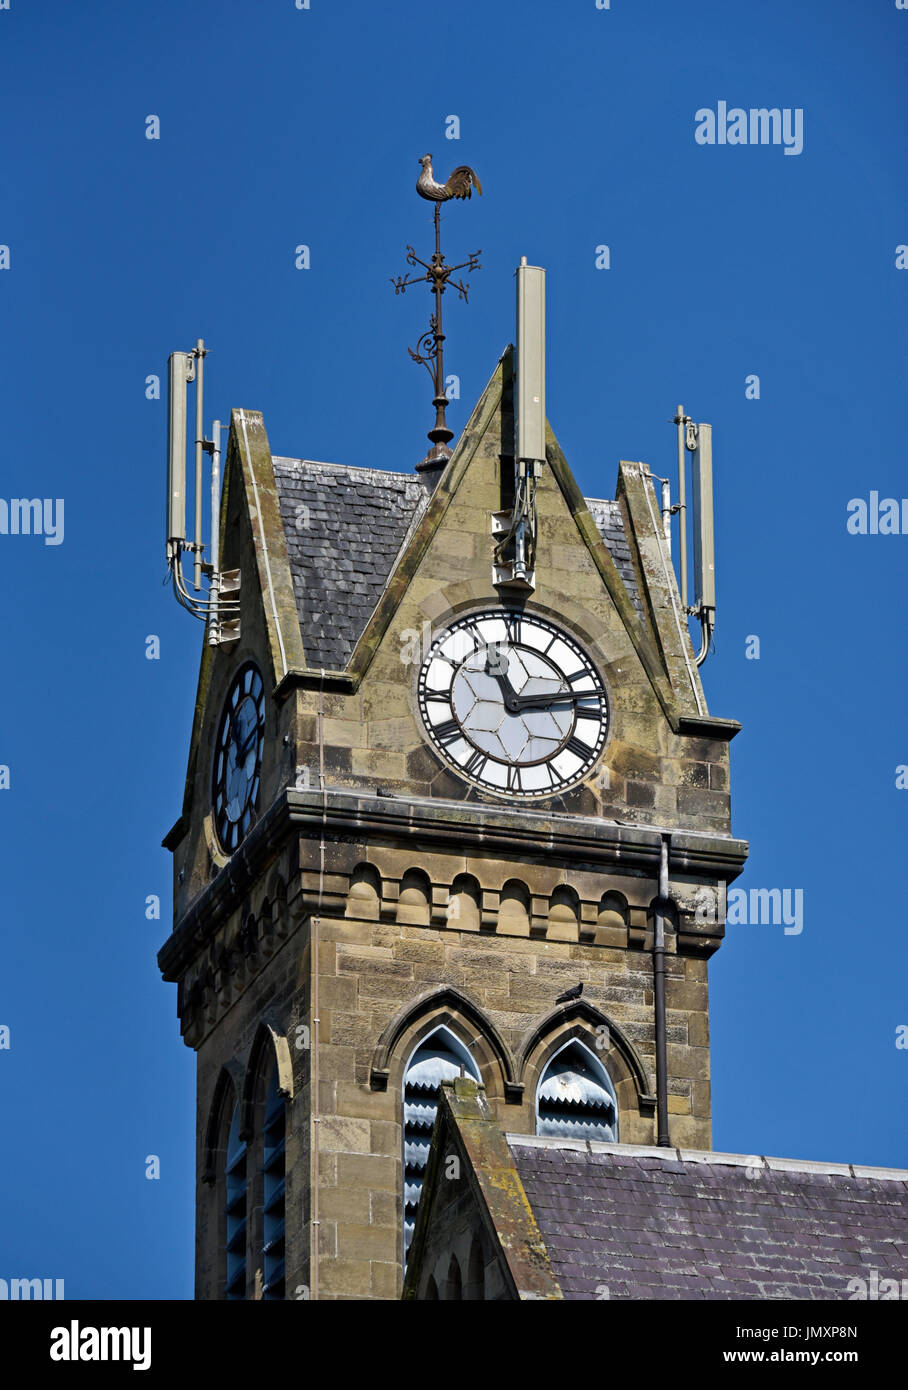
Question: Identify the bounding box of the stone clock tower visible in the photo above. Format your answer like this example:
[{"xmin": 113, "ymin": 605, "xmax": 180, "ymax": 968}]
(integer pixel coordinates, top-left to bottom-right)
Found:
[{"xmin": 158, "ymin": 265, "xmax": 748, "ymax": 1301}]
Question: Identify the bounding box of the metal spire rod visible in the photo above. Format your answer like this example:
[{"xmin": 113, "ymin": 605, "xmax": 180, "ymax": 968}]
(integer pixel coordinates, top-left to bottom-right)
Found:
[{"xmin": 392, "ymin": 200, "xmax": 481, "ymax": 474}]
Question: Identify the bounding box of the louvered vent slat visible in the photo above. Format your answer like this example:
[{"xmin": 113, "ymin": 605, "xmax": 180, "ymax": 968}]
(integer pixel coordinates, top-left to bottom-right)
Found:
[
  {"xmin": 402, "ymin": 1031, "xmax": 479, "ymax": 1266},
  {"xmin": 536, "ymin": 1042, "xmax": 618, "ymax": 1144}
]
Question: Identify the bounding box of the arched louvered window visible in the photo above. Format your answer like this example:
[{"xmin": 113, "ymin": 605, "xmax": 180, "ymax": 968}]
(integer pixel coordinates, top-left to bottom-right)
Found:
[
  {"xmin": 224, "ymin": 1103, "xmax": 248, "ymax": 1299},
  {"xmin": 261, "ymin": 1063, "xmax": 286, "ymax": 1300},
  {"xmin": 536, "ymin": 1039, "xmax": 618, "ymax": 1142},
  {"xmin": 402, "ymin": 1027, "xmax": 479, "ymax": 1266}
]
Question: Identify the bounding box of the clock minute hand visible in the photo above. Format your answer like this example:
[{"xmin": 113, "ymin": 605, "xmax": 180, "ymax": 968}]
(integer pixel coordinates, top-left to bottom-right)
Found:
[{"xmin": 509, "ymin": 688, "xmax": 606, "ymax": 711}]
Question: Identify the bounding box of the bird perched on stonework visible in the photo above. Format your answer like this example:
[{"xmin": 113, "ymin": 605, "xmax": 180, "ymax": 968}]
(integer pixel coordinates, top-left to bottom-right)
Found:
[
  {"xmin": 555, "ymin": 982, "xmax": 583, "ymax": 1005},
  {"xmin": 416, "ymin": 154, "xmax": 483, "ymax": 202}
]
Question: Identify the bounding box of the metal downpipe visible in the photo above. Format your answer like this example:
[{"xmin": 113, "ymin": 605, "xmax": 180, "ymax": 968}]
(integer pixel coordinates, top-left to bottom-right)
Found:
[{"xmin": 653, "ymin": 835, "xmax": 672, "ymax": 1147}]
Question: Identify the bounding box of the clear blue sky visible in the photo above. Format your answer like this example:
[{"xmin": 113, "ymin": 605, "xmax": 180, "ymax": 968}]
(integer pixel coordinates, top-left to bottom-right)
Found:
[{"xmin": 0, "ymin": 0, "xmax": 905, "ymax": 1299}]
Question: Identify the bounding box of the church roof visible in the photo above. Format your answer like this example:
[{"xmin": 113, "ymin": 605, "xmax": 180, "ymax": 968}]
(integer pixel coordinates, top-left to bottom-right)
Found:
[
  {"xmin": 272, "ymin": 457, "xmax": 426, "ymax": 671},
  {"xmin": 272, "ymin": 456, "xmax": 642, "ymax": 671},
  {"xmin": 584, "ymin": 497, "xmax": 642, "ymax": 617},
  {"xmin": 506, "ymin": 1137, "xmax": 908, "ymax": 1301},
  {"xmin": 403, "ymin": 1080, "xmax": 908, "ymax": 1301}
]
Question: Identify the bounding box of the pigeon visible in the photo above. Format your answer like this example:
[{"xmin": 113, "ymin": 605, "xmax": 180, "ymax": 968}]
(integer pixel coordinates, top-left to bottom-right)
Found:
[
  {"xmin": 555, "ymin": 982, "xmax": 583, "ymax": 1005},
  {"xmin": 416, "ymin": 154, "xmax": 483, "ymax": 203}
]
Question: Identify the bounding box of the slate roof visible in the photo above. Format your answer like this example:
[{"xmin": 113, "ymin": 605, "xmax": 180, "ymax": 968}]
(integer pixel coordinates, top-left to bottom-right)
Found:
[
  {"xmin": 508, "ymin": 1136, "xmax": 908, "ymax": 1301},
  {"xmin": 272, "ymin": 457, "xmax": 428, "ymax": 670},
  {"xmin": 585, "ymin": 497, "xmax": 642, "ymax": 618},
  {"xmin": 272, "ymin": 458, "xmax": 642, "ymax": 669}
]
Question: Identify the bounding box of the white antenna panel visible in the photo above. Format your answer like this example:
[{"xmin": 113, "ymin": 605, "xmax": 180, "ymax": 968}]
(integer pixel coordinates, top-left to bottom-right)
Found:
[
  {"xmin": 166, "ymin": 350, "xmax": 195, "ymax": 559},
  {"xmin": 691, "ymin": 422, "xmax": 716, "ymax": 616},
  {"xmin": 516, "ymin": 260, "xmax": 545, "ymax": 465}
]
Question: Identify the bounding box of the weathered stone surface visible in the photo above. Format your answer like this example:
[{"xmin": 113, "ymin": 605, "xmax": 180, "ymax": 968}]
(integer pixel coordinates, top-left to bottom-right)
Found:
[
  {"xmin": 404, "ymin": 1080, "xmax": 564, "ymax": 1301},
  {"xmin": 318, "ymin": 1117, "xmax": 371, "ymax": 1155},
  {"xmin": 161, "ymin": 347, "xmax": 748, "ymax": 1302}
]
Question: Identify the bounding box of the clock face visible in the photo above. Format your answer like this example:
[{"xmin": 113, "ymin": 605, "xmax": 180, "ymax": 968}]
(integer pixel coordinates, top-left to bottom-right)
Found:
[
  {"xmin": 212, "ymin": 662, "xmax": 265, "ymax": 852},
  {"xmin": 417, "ymin": 610, "xmax": 609, "ymax": 798}
]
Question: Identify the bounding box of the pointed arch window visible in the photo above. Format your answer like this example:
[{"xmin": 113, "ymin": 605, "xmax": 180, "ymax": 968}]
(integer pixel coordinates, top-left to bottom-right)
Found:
[
  {"xmin": 402, "ymin": 1026, "xmax": 479, "ymax": 1266},
  {"xmin": 535, "ymin": 1039, "xmax": 618, "ymax": 1142},
  {"xmin": 260, "ymin": 1062, "xmax": 286, "ymax": 1300},
  {"xmin": 224, "ymin": 1103, "xmax": 248, "ymax": 1300}
]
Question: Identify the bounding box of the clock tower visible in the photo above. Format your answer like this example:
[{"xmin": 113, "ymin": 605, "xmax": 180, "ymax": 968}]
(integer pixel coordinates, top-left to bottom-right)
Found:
[{"xmin": 159, "ymin": 262, "xmax": 747, "ymax": 1301}]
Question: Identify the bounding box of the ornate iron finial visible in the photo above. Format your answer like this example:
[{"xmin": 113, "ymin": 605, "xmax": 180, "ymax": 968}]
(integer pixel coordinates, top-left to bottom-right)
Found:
[{"xmin": 391, "ymin": 155, "xmax": 482, "ymax": 475}]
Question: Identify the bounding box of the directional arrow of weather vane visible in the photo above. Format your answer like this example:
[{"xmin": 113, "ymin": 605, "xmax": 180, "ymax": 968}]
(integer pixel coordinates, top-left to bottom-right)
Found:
[{"xmin": 390, "ymin": 154, "xmax": 482, "ymax": 472}]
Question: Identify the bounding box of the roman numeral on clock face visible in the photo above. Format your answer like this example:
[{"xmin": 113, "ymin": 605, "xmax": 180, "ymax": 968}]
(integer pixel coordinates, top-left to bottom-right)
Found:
[
  {"xmin": 463, "ymin": 749, "xmax": 486, "ymax": 778},
  {"xmin": 566, "ymin": 735, "xmax": 594, "ymax": 759},
  {"xmin": 433, "ymin": 718, "xmax": 460, "ymax": 743},
  {"xmin": 457, "ymin": 620, "xmax": 483, "ymax": 654},
  {"xmin": 568, "ymin": 669, "xmax": 598, "ymax": 687}
]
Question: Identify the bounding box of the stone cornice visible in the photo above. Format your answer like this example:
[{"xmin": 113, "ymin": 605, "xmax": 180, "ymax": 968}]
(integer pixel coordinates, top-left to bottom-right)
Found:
[
  {"xmin": 158, "ymin": 788, "xmax": 294, "ymax": 981},
  {"xmin": 677, "ymin": 715, "xmax": 741, "ymax": 741},
  {"xmin": 158, "ymin": 785, "xmax": 748, "ymax": 981},
  {"xmin": 279, "ymin": 787, "xmax": 749, "ymax": 878}
]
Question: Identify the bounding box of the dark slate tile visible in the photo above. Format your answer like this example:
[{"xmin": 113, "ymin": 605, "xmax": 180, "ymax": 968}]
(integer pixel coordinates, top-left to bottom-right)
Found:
[
  {"xmin": 272, "ymin": 456, "xmax": 428, "ymax": 669},
  {"xmin": 509, "ymin": 1141, "xmax": 908, "ymax": 1302},
  {"xmin": 585, "ymin": 498, "xmax": 643, "ymax": 619},
  {"xmin": 272, "ymin": 457, "xmax": 644, "ymax": 668}
]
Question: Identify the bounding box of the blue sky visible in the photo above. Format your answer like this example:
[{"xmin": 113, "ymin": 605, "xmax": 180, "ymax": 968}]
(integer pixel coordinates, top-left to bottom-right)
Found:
[{"xmin": 0, "ymin": 0, "xmax": 905, "ymax": 1298}]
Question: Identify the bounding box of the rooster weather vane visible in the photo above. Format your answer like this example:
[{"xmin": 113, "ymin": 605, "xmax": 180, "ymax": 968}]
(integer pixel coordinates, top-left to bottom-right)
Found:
[{"xmin": 391, "ymin": 154, "xmax": 483, "ymax": 474}]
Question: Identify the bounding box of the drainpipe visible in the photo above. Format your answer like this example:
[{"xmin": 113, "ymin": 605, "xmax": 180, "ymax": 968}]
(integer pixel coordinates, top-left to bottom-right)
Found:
[
  {"xmin": 310, "ymin": 671, "xmax": 327, "ymax": 1301},
  {"xmin": 653, "ymin": 835, "xmax": 671, "ymax": 1147},
  {"xmin": 310, "ymin": 913, "xmax": 320, "ymax": 1300}
]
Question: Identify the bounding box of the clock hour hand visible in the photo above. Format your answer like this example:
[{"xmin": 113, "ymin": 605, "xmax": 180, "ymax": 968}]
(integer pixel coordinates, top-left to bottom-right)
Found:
[
  {"xmin": 483, "ymin": 647, "xmax": 521, "ymax": 710},
  {"xmin": 239, "ymin": 721, "xmax": 261, "ymax": 761}
]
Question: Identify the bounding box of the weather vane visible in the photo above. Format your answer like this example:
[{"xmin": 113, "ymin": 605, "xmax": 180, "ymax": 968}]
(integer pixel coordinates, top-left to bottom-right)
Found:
[{"xmin": 391, "ymin": 154, "xmax": 482, "ymax": 474}]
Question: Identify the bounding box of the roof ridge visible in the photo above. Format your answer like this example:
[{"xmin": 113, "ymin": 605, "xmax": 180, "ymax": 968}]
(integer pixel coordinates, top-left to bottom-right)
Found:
[
  {"xmin": 271, "ymin": 455, "xmax": 420, "ymax": 483},
  {"xmin": 505, "ymin": 1134, "xmax": 908, "ymax": 1181}
]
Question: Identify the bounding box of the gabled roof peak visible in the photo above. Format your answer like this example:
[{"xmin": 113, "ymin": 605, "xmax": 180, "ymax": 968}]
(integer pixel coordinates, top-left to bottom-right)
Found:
[
  {"xmin": 271, "ymin": 453, "xmax": 642, "ymax": 672},
  {"xmin": 272, "ymin": 455, "xmax": 423, "ymax": 486}
]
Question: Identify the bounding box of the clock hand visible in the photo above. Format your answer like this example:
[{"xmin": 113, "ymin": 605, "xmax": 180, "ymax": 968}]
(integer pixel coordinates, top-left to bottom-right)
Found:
[
  {"xmin": 483, "ymin": 648, "xmax": 521, "ymax": 710},
  {"xmin": 509, "ymin": 688, "xmax": 606, "ymax": 711},
  {"xmin": 238, "ymin": 727, "xmax": 259, "ymax": 762}
]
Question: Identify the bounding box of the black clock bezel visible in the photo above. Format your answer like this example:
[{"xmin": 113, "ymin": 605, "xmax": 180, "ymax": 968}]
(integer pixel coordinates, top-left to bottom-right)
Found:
[
  {"xmin": 212, "ymin": 661, "xmax": 266, "ymax": 853},
  {"xmin": 416, "ymin": 608, "xmax": 610, "ymax": 799}
]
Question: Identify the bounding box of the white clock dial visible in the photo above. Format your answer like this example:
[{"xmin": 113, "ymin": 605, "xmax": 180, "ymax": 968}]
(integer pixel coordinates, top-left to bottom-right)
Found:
[{"xmin": 417, "ymin": 610, "xmax": 609, "ymax": 798}]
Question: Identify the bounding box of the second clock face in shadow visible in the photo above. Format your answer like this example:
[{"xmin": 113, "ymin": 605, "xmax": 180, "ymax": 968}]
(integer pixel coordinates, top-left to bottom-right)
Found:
[{"xmin": 212, "ymin": 662, "xmax": 265, "ymax": 852}]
